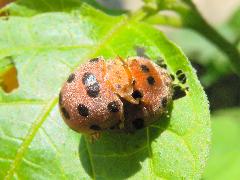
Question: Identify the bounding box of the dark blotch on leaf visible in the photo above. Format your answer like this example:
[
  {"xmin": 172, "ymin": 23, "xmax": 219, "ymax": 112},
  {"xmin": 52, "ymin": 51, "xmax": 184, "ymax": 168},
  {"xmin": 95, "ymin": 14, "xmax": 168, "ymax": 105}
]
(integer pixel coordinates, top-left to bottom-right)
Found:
[{"xmin": 78, "ymin": 104, "xmax": 89, "ymax": 117}]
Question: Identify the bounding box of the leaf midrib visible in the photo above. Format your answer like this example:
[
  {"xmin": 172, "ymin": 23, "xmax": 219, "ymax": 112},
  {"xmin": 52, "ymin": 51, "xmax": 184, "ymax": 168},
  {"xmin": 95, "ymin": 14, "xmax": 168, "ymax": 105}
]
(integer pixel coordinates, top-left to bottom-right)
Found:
[{"xmin": 4, "ymin": 97, "xmax": 58, "ymax": 179}]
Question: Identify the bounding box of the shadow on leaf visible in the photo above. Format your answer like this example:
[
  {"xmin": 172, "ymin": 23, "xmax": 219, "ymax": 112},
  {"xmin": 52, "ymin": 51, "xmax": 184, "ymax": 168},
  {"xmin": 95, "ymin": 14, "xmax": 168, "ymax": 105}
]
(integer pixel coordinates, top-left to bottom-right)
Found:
[{"xmin": 79, "ymin": 104, "xmax": 172, "ymax": 179}]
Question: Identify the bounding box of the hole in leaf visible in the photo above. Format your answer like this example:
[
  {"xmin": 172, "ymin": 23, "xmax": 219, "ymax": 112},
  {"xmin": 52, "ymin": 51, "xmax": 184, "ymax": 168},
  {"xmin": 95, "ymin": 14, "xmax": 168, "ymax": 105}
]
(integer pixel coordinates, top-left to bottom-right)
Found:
[
  {"xmin": 0, "ymin": 56, "xmax": 19, "ymax": 93},
  {"xmin": 0, "ymin": 1, "xmax": 14, "ymax": 19},
  {"xmin": 0, "ymin": 0, "xmax": 14, "ymax": 9}
]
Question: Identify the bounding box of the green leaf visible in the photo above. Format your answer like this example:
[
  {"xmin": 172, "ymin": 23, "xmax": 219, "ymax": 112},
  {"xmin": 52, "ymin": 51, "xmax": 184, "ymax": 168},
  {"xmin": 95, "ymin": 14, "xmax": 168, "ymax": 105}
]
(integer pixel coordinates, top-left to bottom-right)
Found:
[
  {"xmin": 203, "ymin": 108, "xmax": 240, "ymax": 180},
  {"xmin": 0, "ymin": 2, "xmax": 210, "ymax": 180},
  {"xmin": 0, "ymin": 56, "xmax": 13, "ymax": 74}
]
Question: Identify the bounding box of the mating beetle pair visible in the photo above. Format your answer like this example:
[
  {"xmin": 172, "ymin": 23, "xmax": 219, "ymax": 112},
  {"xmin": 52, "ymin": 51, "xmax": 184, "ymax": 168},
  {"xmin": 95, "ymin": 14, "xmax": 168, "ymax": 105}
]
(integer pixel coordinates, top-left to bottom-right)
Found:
[{"xmin": 59, "ymin": 56, "xmax": 187, "ymax": 139}]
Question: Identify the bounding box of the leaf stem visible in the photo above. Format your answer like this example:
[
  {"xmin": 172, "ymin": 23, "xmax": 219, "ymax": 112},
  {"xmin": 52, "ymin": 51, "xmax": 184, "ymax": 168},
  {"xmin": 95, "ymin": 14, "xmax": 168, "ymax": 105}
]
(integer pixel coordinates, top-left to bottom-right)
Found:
[
  {"xmin": 145, "ymin": 14, "xmax": 183, "ymax": 27},
  {"xmin": 178, "ymin": 1, "xmax": 240, "ymax": 76},
  {"xmin": 139, "ymin": 0, "xmax": 240, "ymax": 76},
  {"xmin": 190, "ymin": 14, "xmax": 240, "ymax": 75}
]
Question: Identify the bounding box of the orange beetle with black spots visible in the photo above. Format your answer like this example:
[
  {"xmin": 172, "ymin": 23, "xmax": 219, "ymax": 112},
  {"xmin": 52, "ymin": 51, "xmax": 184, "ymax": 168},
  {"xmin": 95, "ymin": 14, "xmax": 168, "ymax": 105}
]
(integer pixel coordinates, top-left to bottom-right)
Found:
[{"xmin": 59, "ymin": 56, "xmax": 181, "ymax": 139}]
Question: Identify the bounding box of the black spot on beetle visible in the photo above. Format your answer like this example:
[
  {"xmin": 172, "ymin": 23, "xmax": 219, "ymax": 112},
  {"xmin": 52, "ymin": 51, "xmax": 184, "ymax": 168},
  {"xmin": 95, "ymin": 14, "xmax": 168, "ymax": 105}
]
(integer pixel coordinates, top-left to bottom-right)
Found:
[
  {"xmin": 82, "ymin": 73, "xmax": 100, "ymax": 98},
  {"xmin": 116, "ymin": 84, "xmax": 121, "ymax": 89},
  {"xmin": 170, "ymin": 74, "xmax": 175, "ymax": 81},
  {"xmin": 78, "ymin": 104, "xmax": 89, "ymax": 117},
  {"xmin": 132, "ymin": 118, "xmax": 144, "ymax": 129},
  {"xmin": 140, "ymin": 65, "xmax": 150, "ymax": 73},
  {"xmin": 61, "ymin": 107, "xmax": 70, "ymax": 119},
  {"xmin": 108, "ymin": 101, "xmax": 120, "ymax": 113},
  {"xmin": 133, "ymin": 80, "xmax": 136, "ymax": 85},
  {"xmin": 82, "ymin": 72, "xmax": 97, "ymax": 86},
  {"xmin": 90, "ymin": 124, "xmax": 101, "ymax": 131},
  {"xmin": 147, "ymin": 76, "xmax": 155, "ymax": 85},
  {"xmin": 173, "ymin": 86, "xmax": 186, "ymax": 100},
  {"xmin": 86, "ymin": 83, "xmax": 100, "ymax": 98},
  {"xmin": 132, "ymin": 90, "xmax": 143, "ymax": 99},
  {"xmin": 162, "ymin": 97, "xmax": 168, "ymax": 108},
  {"xmin": 67, "ymin": 73, "xmax": 75, "ymax": 83},
  {"xmin": 89, "ymin": 57, "xmax": 99, "ymax": 63}
]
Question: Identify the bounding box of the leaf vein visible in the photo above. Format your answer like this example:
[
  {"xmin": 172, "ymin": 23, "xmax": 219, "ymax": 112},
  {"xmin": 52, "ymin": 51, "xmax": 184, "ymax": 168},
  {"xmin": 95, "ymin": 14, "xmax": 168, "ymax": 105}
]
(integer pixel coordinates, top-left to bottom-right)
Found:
[
  {"xmin": 4, "ymin": 97, "xmax": 58, "ymax": 180},
  {"xmin": 84, "ymin": 137, "xmax": 96, "ymax": 180},
  {"xmin": 22, "ymin": 157, "xmax": 55, "ymax": 177},
  {"xmin": 0, "ymin": 157, "xmax": 13, "ymax": 162},
  {"xmin": 146, "ymin": 127, "xmax": 154, "ymax": 180},
  {"xmin": 40, "ymin": 127, "xmax": 60, "ymax": 154}
]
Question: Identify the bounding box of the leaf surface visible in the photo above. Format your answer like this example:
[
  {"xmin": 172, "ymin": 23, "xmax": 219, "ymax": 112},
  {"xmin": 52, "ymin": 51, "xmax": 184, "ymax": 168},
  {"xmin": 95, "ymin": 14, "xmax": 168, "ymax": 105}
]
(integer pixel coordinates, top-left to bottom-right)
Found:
[
  {"xmin": 0, "ymin": 2, "xmax": 210, "ymax": 179},
  {"xmin": 204, "ymin": 108, "xmax": 240, "ymax": 180}
]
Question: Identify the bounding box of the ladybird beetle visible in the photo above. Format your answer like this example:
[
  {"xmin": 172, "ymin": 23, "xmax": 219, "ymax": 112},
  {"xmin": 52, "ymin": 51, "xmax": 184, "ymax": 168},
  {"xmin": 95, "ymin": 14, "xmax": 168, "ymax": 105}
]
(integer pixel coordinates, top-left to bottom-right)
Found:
[{"xmin": 59, "ymin": 56, "xmax": 184, "ymax": 139}]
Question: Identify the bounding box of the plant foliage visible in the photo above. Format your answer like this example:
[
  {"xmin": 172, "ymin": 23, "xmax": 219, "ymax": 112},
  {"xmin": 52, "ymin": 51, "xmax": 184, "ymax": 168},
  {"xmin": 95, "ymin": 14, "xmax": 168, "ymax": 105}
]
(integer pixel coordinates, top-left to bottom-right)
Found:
[{"xmin": 0, "ymin": 1, "xmax": 210, "ymax": 179}]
